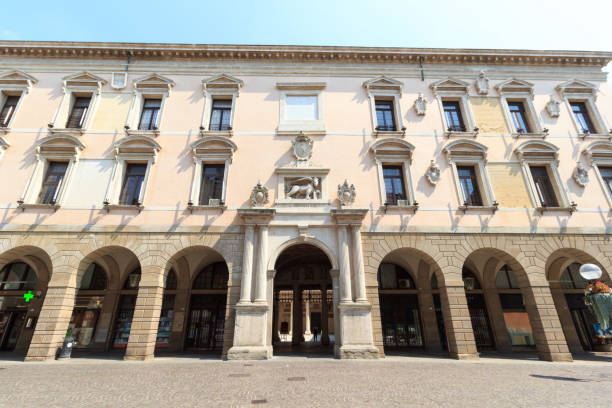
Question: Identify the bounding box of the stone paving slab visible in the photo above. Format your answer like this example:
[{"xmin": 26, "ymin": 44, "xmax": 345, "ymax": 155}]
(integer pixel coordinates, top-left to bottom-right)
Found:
[{"xmin": 0, "ymin": 356, "xmax": 611, "ymax": 407}]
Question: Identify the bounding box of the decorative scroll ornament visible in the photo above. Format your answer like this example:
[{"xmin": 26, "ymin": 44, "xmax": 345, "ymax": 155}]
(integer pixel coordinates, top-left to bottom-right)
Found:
[
  {"xmin": 413, "ymin": 94, "xmax": 426, "ymax": 116},
  {"xmin": 292, "ymin": 132, "xmax": 314, "ymax": 163},
  {"xmin": 476, "ymin": 70, "xmax": 489, "ymax": 95},
  {"xmin": 573, "ymin": 162, "xmax": 589, "ymax": 187},
  {"xmin": 250, "ymin": 180, "xmax": 269, "ymax": 207},
  {"xmin": 546, "ymin": 97, "xmax": 561, "ymax": 118},
  {"xmin": 337, "ymin": 180, "xmax": 356, "ymax": 206},
  {"xmin": 425, "ymin": 160, "xmax": 441, "ymax": 185}
]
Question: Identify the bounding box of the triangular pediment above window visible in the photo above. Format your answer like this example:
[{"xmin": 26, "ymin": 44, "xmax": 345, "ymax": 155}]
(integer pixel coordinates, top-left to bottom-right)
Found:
[
  {"xmin": 134, "ymin": 74, "xmax": 175, "ymax": 91},
  {"xmin": 496, "ymin": 78, "xmax": 534, "ymax": 94},
  {"xmin": 583, "ymin": 141, "xmax": 612, "ymax": 164},
  {"xmin": 556, "ymin": 79, "xmax": 597, "ymax": 95},
  {"xmin": 0, "ymin": 70, "xmax": 38, "ymax": 90},
  {"xmin": 114, "ymin": 135, "xmax": 161, "ymax": 158},
  {"xmin": 202, "ymin": 74, "xmax": 244, "ymax": 91},
  {"xmin": 63, "ymin": 72, "xmax": 107, "ymax": 89},
  {"xmin": 370, "ymin": 138, "xmax": 414, "ymax": 159},
  {"xmin": 36, "ymin": 134, "xmax": 85, "ymax": 156},
  {"xmin": 430, "ymin": 78, "xmax": 470, "ymax": 94},
  {"xmin": 443, "ymin": 139, "xmax": 487, "ymax": 159},
  {"xmin": 363, "ymin": 76, "xmax": 403, "ymax": 92},
  {"xmin": 514, "ymin": 140, "xmax": 559, "ymax": 161}
]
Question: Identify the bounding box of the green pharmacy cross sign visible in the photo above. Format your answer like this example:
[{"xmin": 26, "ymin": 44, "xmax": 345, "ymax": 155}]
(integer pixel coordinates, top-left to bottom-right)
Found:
[{"xmin": 23, "ymin": 290, "xmax": 34, "ymax": 302}]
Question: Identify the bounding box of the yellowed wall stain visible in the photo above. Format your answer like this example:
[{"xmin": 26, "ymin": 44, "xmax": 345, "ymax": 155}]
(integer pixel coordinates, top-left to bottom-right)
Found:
[
  {"xmin": 470, "ymin": 97, "xmax": 509, "ymax": 134},
  {"xmin": 488, "ymin": 163, "xmax": 532, "ymax": 207},
  {"xmin": 90, "ymin": 93, "xmax": 132, "ymax": 130}
]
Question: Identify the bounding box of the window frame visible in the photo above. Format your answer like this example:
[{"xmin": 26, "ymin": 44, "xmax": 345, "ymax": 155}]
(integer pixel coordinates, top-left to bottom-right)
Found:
[
  {"xmin": 65, "ymin": 96, "xmax": 92, "ymax": 130},
  {"xmin": 201, "ymin": 74, "xmax": 243, "ymax": 136},
  {"xmin": 0, "ymin": 94, "xmax": 22, "ymax": 128},
  {"xmin": 443, "ymin": 139, "xmax": 497, "ymax": 211},
  {"xmin": 125, "ymin": 74, "xmax": 174, "ymax": 137},
  {"xmin": 431, "ymin": 78, "xmax": 477, "ymax": 137},
  {"xmin": 0, "ymin": 70, "xmax": 37, "ymax": 132},
  {"xmin": 188, "ymin": 136, "xmax": 236, "ymax": 210},
  {"xmin": 363, "ymin": 76, "xmax": 405, "ymax": 136},
  {"xmin": 118, "ymin": 162, "xmax": 148, "ymax": 206},
  {"xmin": 583, "ymin": 141, "xmax": 612, "ymax": 208},
  {"xmin": 514, "ymin": 140, "xmax": 571, "ymax": 211},
  {"xmin": 277, "ymin": 82, "xmax": 326, "ymax": 136},
  {"xmin": 370, "ymin": 138, "xmax": 417, "ymax": 210},
  {"xmin": 37, "ymin": 161, "xmax": 70, "ymax": 205},
  {"xmin": 556, "ymin": 79, "xmax": 607, "ymax": 138},
  {"xmin": 497, "ymin": 78, "xmax": 545, "ymax": 138}
]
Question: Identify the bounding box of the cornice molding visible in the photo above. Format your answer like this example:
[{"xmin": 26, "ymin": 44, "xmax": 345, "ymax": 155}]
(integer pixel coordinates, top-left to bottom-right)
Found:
[{"xmin": 0, "ymin": 41, "xmax": 610, "ymax": 67}]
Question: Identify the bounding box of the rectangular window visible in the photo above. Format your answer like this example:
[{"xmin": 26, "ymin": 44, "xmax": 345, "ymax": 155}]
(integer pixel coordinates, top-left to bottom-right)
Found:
[
  {"xmin": 529, "ymin": 166, "xmax": 559, "ymax": 207},
  {"xmin": 382, "ymin": 165, "xmax": 406, "ymax": 205},
  {"xmin": 66, "ymin": 97, "xmax": 91, "ymax": 129},
  {"xmin": 119, "ymin": 163, "xmax": 147, "ymax": 205},
  {"xmin": 38, "ymin": 161, "xmax": 68, "ymax": 204},
  {"xmin": 570, "ymin": 101, "xmax": 596, "ymax": 134},
  {"xmin": 138, "ymin": 98, "xmax": 162, "ymax": 130},
  {"xmin": 199, "ymin": 164, "xmax": 225, "ymax": 205},
  {"xmin": 599, "ymin": 166, "xmax": 612, "ymax": 197},
  {"xmin": 457, "ymin": 166, "xmax": 483, "ymax": 206},
  {"xmin": 284, "ymin": 95, "xmax": 317, "ymax": 121},
  {"xmin": 442, "ymin": 101, "xmax": 465, "ymax": 132},
  {"xmin": 507, "ymin": 101, "xmax": 531, "ymax": 133},
  {"xmin": 0, "ymin": 95, "xmax": 20, "ymax": 127},
  {"xmin": 209, "ymin": 99, "xmax": 232, "ymax": 131},
  {"xmin": 375, "ymin": 100, "xmax": 396, "ymax": 131}
]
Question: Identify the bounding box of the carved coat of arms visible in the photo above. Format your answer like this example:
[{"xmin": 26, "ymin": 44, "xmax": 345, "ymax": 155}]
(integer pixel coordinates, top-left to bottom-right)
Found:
[{"xmin": 292, "ymin": 133, "xmax": 313, "ymax": 162}]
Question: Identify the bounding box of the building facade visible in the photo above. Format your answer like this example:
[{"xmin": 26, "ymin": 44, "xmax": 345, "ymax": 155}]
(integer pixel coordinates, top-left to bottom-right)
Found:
[{"xmin": 0, "ymin": 41, "xmax": 611, "ymax": 362}]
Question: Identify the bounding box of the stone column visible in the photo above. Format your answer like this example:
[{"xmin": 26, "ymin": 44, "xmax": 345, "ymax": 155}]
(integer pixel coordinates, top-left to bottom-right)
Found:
[
  {"xmin": 337, "ymin": 226, "xmax": 352, "ymax": 304},
  {"xmin": 522, "ymin": 285, "xmax": 572, "ymax": 362},
  {"xmin": 238, "ymin": 225, "xmax": 255, "ymax": 304},
  {"xmin": 304, "ymin": 295, "xmax": 311, "ymax": 336},
  {"xmin": 351, "ymin": 225, "xmax": 368, "ymax": 303},
  {"xmin": 125, "ymin": 267, "xmax": 165, "ymax": 360},
  {"xmin": 254, "ymin": 225, "xmax": 268, "ymax": 304},
  {"xmin": 418, "ymin": 290, "xmax": 442, "ymax": 352},
  {"xmin": 321, "ymin": 285, "xmax": 330, "ymax": 345},
  {"xmin": 440, "ymin": 284, "xmax": 479, "ymax": 360}
]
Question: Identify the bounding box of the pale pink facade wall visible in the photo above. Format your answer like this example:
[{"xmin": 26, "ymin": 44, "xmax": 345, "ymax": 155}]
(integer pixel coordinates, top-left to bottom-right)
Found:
[{"xmin": 0, "ymin": 61, "xmax": 611, "ymax": 231}]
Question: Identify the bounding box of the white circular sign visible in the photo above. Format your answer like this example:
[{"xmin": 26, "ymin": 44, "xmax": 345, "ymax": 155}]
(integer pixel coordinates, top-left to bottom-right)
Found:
[{"xmin": 579, "ymin": 263, "xmax": 602, "ymax": 280}]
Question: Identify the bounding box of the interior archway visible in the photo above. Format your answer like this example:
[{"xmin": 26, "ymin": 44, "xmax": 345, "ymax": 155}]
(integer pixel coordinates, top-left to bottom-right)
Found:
[{"xmin": 272, "ymin": 244, "xmax": 334, "ymax": 356}]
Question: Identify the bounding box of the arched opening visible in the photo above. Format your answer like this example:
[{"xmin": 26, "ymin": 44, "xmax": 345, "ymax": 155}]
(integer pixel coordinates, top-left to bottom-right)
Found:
[
  {"xmin": 110, "ymin": 267, "xmax": 141, "ymax": 349},
  {"xmin": 430, "ymin": 273, "xmax": 447, "ymax": 351},
  {"xmin": 0, "ymin": 262, "xmax": 38, "ymax": 352},
  {"xmin": 272, "ymin": 244, "xmax": 334, "ymax": 355},
  {"xmin": 462, "ymin": 266, "xmax": 495, "ymax": 350},
  {"xmin": 184, "ymin": 262, "xmax": 228, "ymax": 352},
  {"xmin": 378, "ymin": 263, "xmax": 423, "ymax": 350},
  {"xmin": 495, "ymin": 265, "xmax": 535, "ymax": 348}
]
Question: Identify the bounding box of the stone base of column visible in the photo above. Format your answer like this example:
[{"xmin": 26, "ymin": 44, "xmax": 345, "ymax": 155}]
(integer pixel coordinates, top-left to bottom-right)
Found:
[
  {"xmin": 124, "ymin": 352, "xmax": 155, "ymax": 361},
  {"xmin": 226, "ymin": 345, "xmax": 273, "ymax": 360},
  {"xmin": 335, "ymin": 344, "xmax": 379, "ymax": 359},
  {"xmin": 336, "ymin": 302, "xmax": 379, "ymax": 359},
  {"xmin": 448, "ymin": 351, "xmax": 480, "ymax": 360},
  {"xmin": 538, "ymin": 351, "xmax": 573, "ymax": 362}
]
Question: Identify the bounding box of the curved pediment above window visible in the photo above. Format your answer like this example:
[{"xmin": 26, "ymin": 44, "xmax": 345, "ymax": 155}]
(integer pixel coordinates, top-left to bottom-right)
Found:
[
  {"xmin": 496, "ymin": 78, "xmax": 534, "ymax": 95},
  {"xmin": 36, "ymin": 134, "xmax": 85, "ymax": 157},
  {"xmin": 0, "ymin": 70, "xmax": 38, "ymax": 93},
  {"xmin": 442, "ymin": 138, "xmax": 487, "ymax": 161},
  {"xmin": 363, "ymin": 76, "xmax": 403, "ymax": 94},
  {"xmin": 202, "ymin": 74, "xmax": 244, "ymax": 92},
  {"xmin": 556, "ymin": 79, "xmax": 598, "ymax": 97},
  {"xmin": 430, "ymin": 77, "xmax": 470, "ymax": 95},
  {"xmin": 191, "ymin": 136, "xmax": 237, "ymax": 161},
  {"xmin": 370, "ymin": 138, "xmax": 415, "ymax": 160},
  {"xmin": 114, "ymin": 135, "xmax": 161, "ymax": 161},
  {"xmin": 514, "ymin": 140, "xmax": 559, "ymax": 162},
  {"xmin": 583, "ymin": 141, "xmax": 612, "ymax": 165},
  {"xmin": 133, "ymin": 73, "xmax": 175, "ymax": 93}
]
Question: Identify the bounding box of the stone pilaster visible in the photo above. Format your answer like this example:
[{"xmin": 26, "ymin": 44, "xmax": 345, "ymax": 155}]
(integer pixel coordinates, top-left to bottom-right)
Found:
[
  {"xmin": 351, "ymin": 225, "xmax": 368, "ymax": 303},
  {"xmin": 418, "ymin": 290, "xmax": 443, "ymax": 352},
  {"xmin": 238, "ymin": 225, "xmax": 255, "ymax": 304},
  {"xmin": 440, "ymin": 285, "xmax": 479, "ymax": 360},
  {"xmin": 254, "ymin": 225, "xmax": 268, "ymax": 304},
  {"xmin": 124, "ymin": 284, "xmax": 164, "ymax": 360},
  {"xmin": 336, "ymin": 225, "xmax": 352, "ymax": 304}
]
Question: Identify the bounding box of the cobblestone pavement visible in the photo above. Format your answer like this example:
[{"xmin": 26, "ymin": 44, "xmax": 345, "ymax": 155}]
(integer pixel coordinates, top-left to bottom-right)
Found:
[{"xmin": 1, "ymin": 354, "xmax": 611, "ymax": 407}]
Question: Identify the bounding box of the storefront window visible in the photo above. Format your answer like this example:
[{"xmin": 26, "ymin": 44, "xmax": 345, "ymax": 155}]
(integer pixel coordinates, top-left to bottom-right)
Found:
[
  {"xmin": 112, "ymin": 295, "xmax": 136, "ymax": 348},
  {"xmin": 68, "ymin": 299, "xmax": 102, "ymax": 348},
  {"xmin": 156, "ymin": 295, "xmax": 174, "ymax": 347}
]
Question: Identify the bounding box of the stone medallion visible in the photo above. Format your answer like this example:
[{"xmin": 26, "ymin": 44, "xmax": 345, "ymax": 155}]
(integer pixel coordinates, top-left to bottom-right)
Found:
[{"xmin": 292, "ymin": 132, "xmax": 314, "ymax": 163}]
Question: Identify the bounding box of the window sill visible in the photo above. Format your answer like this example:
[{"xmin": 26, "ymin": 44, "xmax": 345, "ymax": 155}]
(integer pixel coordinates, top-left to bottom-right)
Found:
[
  {"xmin": 536, "ymin": 204, "xmax": 577, "ymax": 215},
  {"xmin": 382, "ymin": 203, "xmax": 418, "ymax": 213},
  {"xmin": 445, "ymin": 130, "xmax": 478, "ymax": 138},
  {"xmin": 512, "ymin": 132, "xmax": 548, "ymax": 139},
  {"xmin": 0, "ymin": 126, "xmax": 10, "ymax": 135},
  {"xmin": 200, "ymin": 129, "xmax": 232, "ymax": 138},
  {"xmin": 18, "ymin": 202, "xmax": 60, "ymax": 212},
  {"xmin": 187, "ymin": 204, "xmax": 226, "ymax": 213},
  {"xmin": 578, "ymin": 133, "xmax": 612, "ymax": 140},
  {"xmin": 48, "ymin": 127, "xmax": 84, "ymax": 136},
  {"xmin": 374, "ymin": 130, "xmax": 405, "ymax": 138},
  {"xmin": 125, "ymin": 129, "xmax": 160, "ymax": 138},
  {"xmin": 458, "ymin": 203, "xmax": 499, "ymax": 213},
  {"xmin": 104, "ymin": 204, "xmax": 144, "ymax": 213}
]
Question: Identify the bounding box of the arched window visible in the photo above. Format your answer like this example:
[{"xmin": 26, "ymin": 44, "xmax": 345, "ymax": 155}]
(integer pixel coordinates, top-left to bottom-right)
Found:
[
  {"xmin": 192, "ymin": 262, "xmax": 228, "ymax": 290},
  {"xmin": 123, "ymin": 267, "xmax": 141, "ymax": 290},
  {"xmin": 462, "ymin": 266, "xmax": 481, "ymax": 290},
  {"xmin": 0, "ymin": 262, "xmax": 36, "ymax": 290},
  {"xmin": 165, "ymin": 269, "xmax": 177, "ymax": 290},
  {"xmin": 378, "ymin": 263, "xmax": 415, "ymax": 289},
  {"xmin": 495, "ymin": 265, "xmax": 519, "ymax": 289},
  {"xmin": 79, "ymin": 263, "xmax": 107, "ymax": 290},
  {"xmin": 560, "ymin": 263, "xmax": 588, "ymax": 289},
  {"xmin": 431, "ymin": 273, "xmax": 439, "ymax": 290}
]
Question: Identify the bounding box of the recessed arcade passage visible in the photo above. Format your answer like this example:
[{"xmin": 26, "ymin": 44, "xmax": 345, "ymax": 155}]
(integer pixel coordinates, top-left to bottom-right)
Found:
[{"xmin": 273, "ymin": 244, "xmax": 334, "ymax": 356}]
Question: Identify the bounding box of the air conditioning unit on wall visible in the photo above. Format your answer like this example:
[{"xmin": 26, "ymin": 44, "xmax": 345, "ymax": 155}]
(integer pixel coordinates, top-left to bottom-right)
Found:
[
  {"xmin": 208, "ymin": 198, "xmax": 220, "ymax": 206},
  {"xmin": 396, "ymin": 199, "xmax": 409, "ymax": 207}
]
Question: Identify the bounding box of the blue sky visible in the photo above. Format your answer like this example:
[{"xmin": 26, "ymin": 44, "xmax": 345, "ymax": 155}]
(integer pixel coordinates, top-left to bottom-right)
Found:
[{"xmin": 1, "ymin": 0, "xmax": 610, "ymax": 52}]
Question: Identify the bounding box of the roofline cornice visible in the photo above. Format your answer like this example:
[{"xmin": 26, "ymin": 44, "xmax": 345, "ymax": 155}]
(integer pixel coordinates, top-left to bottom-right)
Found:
[{"xmin": 0, "ymin": 41, "xmax": 611, "ymax": 67}]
